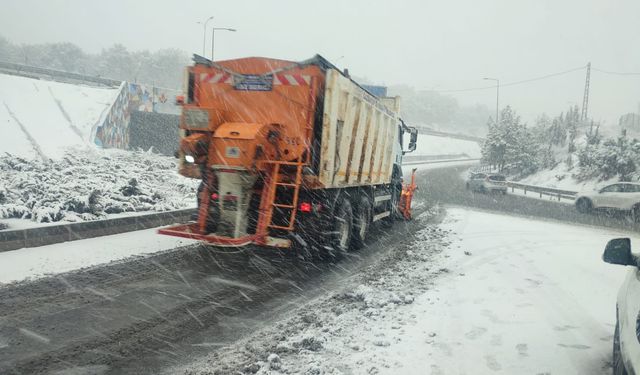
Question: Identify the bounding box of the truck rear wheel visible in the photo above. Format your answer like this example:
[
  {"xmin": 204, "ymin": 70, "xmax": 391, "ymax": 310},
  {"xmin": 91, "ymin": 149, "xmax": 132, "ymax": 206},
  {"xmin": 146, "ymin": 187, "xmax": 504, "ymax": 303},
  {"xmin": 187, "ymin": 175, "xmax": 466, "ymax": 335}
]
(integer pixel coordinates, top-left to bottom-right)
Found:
[
  {"xmin": 330, "ymin": 197, "xmax": 353, "ymax": 257},
  {"xmin": 352, "ymin": 196, "xmax": 372, "ymax": 249}
]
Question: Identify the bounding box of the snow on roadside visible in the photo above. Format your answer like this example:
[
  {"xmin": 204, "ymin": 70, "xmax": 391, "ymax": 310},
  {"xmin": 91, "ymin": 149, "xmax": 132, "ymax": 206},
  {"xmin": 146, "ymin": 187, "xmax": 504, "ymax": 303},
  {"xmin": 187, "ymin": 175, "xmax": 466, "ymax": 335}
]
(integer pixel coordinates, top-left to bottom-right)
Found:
[
  {"xmin": 0, "ymin": 226, "xmax": 198, "ymax": 285},
  {"xmin": 177, "ymin": 207, "xmax": 630, "ymax": 375},
  {"xmin": 0, "ymin": 148, "xmax": 198, "ymax": 226},
  {"xmin": 516, "ymin": 163, "xmax": 606, "ymax": 193}
]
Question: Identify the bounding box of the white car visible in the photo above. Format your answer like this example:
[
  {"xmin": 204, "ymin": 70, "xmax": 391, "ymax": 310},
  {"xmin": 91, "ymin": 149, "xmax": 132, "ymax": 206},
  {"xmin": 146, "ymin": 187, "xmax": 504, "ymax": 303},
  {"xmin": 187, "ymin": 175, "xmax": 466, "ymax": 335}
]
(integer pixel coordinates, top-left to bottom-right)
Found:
[
  {"xmin": 465, "ymin": 173, "xmax": 508, "ymax": 194},
  {"xmin": 575, "ymin": 182, "xmax": 640, "ymax": 220},
  {"xmin": 602, "ymin": 238, "xmax": 640, "ymax": 375}
]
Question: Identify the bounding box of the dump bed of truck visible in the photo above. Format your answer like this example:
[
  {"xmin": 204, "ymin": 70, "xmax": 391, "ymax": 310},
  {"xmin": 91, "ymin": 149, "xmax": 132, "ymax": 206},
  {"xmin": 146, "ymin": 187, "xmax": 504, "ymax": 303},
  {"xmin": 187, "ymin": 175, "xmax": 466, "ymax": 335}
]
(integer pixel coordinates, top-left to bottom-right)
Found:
[{"xmin": 319, "ymin": 68, "xmax": 399, "ymax": 188}]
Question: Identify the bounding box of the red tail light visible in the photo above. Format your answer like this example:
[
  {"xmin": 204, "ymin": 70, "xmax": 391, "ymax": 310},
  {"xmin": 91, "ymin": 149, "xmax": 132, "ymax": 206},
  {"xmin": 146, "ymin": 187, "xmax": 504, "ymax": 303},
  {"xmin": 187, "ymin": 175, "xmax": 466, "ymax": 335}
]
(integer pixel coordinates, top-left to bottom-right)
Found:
[{"xmin": 299, "ymin": 202, "xmax": 312, "ymax": 213}]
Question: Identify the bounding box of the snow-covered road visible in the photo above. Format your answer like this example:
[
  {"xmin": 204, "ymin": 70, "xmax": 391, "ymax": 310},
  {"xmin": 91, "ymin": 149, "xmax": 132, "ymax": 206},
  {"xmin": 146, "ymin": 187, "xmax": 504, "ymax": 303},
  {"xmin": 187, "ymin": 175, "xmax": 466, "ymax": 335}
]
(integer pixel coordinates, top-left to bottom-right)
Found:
[
  {"xmin": 390, "ymin": 207, "xmax": 628, "ymax": 374},
  {"xmin": 180, "ymin": 206, "xmax": 632, "ymax": 374}
]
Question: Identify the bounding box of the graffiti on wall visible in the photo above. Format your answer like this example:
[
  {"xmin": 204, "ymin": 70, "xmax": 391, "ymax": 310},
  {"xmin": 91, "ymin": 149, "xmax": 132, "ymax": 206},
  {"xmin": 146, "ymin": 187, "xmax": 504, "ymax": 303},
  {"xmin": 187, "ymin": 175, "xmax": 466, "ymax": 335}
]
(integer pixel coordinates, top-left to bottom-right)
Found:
[
  {"xmin": 93, "ymin": 82, "xmax": 180, "ymax": 149},
  {"xmin": 129, "ymin": 83, "xmax": 180, "ymax": 115},
  {"xmin": 93, "ymin": 82, "xmax": 130, "ymax": 148}
]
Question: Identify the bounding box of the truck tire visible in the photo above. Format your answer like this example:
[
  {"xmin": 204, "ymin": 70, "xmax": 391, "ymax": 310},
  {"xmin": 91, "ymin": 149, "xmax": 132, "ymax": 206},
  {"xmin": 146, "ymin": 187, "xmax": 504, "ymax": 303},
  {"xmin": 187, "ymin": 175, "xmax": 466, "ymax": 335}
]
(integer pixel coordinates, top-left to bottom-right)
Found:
[
  {"xmin": 632, "ymin": 204, "xmax": 640, "ymax": 223},
  {"xmin": 330, "ymin": 197, "xmax": 353, "ymax": 257},
  {"xmin": 576, "ymin": 198, "xmax": 592, "ymax": 214},
  {"xmin": 352, "ymin": 196, "xmax": 372, "ymax": 249},
  {"xmin": 613, "ymin": 321, "xmax": 628, "ymax": 375}
]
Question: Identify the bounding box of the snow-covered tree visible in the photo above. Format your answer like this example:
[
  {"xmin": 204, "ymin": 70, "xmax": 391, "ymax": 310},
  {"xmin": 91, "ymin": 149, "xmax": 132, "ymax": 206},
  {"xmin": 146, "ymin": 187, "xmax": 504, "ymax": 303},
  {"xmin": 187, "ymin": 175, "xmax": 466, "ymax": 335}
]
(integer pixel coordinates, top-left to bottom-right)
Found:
[
  {"xmin": 576, "ymin": 132, "xmax": 638, "ymax": 181},
  {"xmin": 481, "ymin": 106, "xmax": 539, "ymax": 175},
  {"xmin": 0, "ymin": 35, "xmax": 189, "ymax": 89}
]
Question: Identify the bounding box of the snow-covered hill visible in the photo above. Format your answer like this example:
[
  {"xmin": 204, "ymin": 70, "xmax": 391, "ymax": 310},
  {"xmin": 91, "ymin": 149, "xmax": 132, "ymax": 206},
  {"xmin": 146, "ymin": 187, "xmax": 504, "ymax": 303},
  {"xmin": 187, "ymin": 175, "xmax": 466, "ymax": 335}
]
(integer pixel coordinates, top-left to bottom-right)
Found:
[{"xmin": 0, "ymin": 73, "xmax": 120, "ymax": 160}]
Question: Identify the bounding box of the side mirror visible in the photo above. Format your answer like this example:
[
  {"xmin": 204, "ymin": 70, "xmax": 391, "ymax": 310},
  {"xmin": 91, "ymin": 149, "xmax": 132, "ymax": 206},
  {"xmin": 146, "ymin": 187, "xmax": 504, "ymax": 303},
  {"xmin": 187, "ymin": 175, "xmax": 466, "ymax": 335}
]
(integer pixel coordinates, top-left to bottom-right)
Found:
[
  {"xmin": 399, "ymin": 118, "xmax": 418, "ymax": 154},
  {"xmin": 603, "ymin": 238, "xmax": 636, "ymax": 266},
  {"xmin": 408, "ymin": 128, "xmax": 418, "ymax": 152}
]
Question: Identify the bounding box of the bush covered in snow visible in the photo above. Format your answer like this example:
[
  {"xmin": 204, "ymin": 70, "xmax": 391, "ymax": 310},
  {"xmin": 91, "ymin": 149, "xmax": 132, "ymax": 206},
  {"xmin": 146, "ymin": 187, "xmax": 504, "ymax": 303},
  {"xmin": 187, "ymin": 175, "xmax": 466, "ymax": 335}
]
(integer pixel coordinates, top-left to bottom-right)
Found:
[
  {"xmin": 0, "ymin": 148, "xmax": 199, "ymax": 223},
  {"xmin": 575, "ymin": 134, "xmax": 640, "ymax": 181}
]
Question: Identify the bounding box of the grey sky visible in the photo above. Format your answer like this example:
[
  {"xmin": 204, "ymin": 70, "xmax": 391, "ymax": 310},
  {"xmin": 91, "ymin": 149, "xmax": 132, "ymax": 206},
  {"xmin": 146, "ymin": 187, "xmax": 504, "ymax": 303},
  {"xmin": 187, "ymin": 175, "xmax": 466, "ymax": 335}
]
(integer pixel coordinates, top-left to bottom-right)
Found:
[{"xmin": 1, "ymin": 0, "xmax": 638, "ymax": 126}]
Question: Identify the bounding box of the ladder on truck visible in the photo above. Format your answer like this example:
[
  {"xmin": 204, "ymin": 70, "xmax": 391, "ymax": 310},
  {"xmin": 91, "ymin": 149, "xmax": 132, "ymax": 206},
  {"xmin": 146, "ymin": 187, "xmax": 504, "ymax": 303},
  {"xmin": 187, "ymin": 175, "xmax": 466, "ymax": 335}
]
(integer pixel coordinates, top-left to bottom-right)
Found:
[
  {"xmin": 256, "ymin": 160, "xmax": 305, "ymax": 239},
  {"xmin": 256, "ymin": 76, "xmax": 317, "ymax": 243}
]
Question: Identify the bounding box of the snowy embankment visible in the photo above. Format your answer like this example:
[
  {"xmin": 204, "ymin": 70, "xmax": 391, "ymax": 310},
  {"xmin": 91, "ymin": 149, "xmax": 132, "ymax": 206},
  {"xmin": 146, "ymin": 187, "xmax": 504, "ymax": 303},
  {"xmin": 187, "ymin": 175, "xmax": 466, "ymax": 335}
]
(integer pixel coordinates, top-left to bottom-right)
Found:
[
  {"xmin": 0, "ymin": 72, "xmax": 120, "ymax": 160},
  {"xmin": 177, "ymin": 207, "xmax": 628, "ymax": 375},
  {"xmin": 0, "ymin": 73, "xmax": 199, "ymax": 228},
  {"xmin": 517, "ymin": 163, "xmax": 607, "ymax": 194},
  {"xmin": 0, "ymin": 149, "xmax": 198, "ymax": 224}
]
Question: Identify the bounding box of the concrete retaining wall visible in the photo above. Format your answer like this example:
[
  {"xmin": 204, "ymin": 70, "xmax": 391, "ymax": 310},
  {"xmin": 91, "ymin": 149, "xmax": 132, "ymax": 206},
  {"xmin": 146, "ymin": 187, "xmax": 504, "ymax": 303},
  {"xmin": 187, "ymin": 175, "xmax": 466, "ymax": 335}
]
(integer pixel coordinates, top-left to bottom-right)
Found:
[
  {"xmin": 129, "ymin": 111, "xmax": 179, "ymax": 156},
  {"xmin": 0, "ymin": 209, "xmax": 195, "ymax": 253}
]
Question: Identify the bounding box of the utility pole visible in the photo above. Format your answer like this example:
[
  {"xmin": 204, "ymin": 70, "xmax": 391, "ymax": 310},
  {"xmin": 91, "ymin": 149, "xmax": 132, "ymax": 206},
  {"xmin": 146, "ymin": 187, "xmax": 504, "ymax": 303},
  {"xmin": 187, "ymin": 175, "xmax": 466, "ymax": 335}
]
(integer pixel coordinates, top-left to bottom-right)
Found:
[{"xmin": 581, "ymin": 62, "xmax": 591, "ymax": 121}]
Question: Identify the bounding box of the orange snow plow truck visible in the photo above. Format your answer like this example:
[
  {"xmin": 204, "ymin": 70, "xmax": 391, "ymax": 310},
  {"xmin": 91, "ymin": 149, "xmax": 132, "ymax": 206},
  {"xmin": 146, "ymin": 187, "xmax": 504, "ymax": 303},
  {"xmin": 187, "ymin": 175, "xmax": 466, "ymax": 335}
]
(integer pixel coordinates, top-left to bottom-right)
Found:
[{"xmin": 159, "ymin": 54, "xmax": 418, "ymax": 256}]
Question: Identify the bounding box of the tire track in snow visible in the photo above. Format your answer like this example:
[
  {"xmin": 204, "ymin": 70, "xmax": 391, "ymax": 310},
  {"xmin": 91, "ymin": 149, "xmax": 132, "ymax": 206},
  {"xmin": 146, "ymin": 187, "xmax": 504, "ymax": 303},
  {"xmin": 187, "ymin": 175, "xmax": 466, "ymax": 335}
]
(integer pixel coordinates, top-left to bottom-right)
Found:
[
  {"xmin": 47, "ymin": 86, "xmax": 84, "ymax": 141},
  {"xmin": 2, "ymin": 102, "xmax": 49, "ymax": 163},
  {"xmin": 508, "ymin": 242, "xmax": 613, "ymax": 374}
]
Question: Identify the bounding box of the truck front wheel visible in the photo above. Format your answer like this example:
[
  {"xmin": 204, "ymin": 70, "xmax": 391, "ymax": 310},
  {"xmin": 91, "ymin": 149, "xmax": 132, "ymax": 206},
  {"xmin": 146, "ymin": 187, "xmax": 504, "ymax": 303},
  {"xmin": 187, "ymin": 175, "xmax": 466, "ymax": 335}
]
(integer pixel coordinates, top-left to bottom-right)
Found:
[{"xmin": 330, "ymin": 198, "xmax": 353, "ymax": 257}]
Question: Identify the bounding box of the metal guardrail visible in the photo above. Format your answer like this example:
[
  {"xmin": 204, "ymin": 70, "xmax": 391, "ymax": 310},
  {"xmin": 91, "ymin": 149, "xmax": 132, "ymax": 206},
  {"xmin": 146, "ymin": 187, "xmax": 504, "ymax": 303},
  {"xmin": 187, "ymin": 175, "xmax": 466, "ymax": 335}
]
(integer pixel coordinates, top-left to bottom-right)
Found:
[
  {"xmin": 0, "ymin": 61, "xmax": 122, "ymax": 87},
  {"xmin": 469, "ymin": 164, "xmax": 578, "ymax": 201},
  {"xmin": 506, "ymin": 181, "xmax": 577, "ymax": 201},
  {"xmin": 0, "ymin": 209, "xmax": 195, "ymax": 253}
]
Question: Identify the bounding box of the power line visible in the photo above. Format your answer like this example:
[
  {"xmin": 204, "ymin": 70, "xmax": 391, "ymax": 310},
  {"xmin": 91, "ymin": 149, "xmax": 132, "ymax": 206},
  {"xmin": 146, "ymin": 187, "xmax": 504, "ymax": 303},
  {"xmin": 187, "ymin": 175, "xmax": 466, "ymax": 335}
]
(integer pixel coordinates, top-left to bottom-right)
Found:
[
  {"xmin": 424, "ymin": 65, "xmax": 587, "ymax": 93},
  {"xmin": 592, "ymin": 67, "xmax": 640, "ymax": 76}
]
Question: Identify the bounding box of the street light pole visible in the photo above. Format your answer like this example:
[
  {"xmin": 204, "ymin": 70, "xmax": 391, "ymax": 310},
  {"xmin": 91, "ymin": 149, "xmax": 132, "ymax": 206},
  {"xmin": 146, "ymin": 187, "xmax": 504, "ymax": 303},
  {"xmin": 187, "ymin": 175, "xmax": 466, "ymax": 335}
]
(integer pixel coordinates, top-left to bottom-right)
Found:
[
  {"xmin": 197, "ymin": 16, "xmax": 214, "ymax": 57},
  {"xmin": 484, "ymin": 77, "xmax": 500, "ymax": 125},
  {"xmin": 211, "ymin": 27, "xmax": 237, "ymax": 62}
]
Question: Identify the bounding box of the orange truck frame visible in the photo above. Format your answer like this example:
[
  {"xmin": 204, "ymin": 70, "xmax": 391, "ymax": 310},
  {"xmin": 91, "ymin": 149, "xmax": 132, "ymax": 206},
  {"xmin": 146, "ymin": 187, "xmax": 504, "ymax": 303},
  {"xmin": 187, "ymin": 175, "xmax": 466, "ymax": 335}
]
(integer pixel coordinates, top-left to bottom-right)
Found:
[{"xmin": 159, "ymin": 54, "xmax": 418, "ymax": 256}]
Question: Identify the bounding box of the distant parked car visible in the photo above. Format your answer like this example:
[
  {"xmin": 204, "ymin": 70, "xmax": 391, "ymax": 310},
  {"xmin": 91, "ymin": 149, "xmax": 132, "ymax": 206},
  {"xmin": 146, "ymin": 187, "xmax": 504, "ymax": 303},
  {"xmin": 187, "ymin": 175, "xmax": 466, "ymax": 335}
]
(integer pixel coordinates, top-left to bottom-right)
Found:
[
  {"xmin": 602, "ymin": 238, "xmax": 640, "ymax": 375},
  {"xmin": 466, "ymin": 173, "xmax": 507, "ymax": 194},
  {"xmin": 575, "ymin": 182, "xmax": 640, "ymax": 221}
]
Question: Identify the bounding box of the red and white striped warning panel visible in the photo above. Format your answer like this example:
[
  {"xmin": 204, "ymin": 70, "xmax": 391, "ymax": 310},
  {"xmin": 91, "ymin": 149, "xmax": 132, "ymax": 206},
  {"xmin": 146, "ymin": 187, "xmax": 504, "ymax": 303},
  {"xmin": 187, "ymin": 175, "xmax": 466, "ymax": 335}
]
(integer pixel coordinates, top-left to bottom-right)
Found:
[
  {"xmin": 273, "ymin": 74, "xmax": 311, "ymax": 86},
  {"xmin": 200, "ymin": 72, "xmax": 311, "ymax": 86},
  {"xmin": 200, "ymin": 72, "xmax": 233, "ymax": 84}
]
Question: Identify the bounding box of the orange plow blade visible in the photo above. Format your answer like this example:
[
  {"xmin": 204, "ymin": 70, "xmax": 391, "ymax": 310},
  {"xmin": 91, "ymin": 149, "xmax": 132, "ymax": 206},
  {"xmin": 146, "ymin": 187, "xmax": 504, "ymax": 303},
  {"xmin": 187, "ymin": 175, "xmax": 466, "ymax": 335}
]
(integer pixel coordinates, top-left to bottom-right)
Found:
[{"xmin": 158, "ymin": 223, "xmax": 292, "ymax": 248}]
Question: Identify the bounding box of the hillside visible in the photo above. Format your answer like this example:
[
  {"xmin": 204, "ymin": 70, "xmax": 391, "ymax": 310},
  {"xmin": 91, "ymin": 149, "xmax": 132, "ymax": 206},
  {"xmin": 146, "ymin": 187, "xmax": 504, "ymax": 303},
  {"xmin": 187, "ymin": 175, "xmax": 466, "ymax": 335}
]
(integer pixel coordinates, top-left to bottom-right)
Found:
[{"xmin": 0, "ymin": 73, "xmax": 120, "ymax": 160}]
